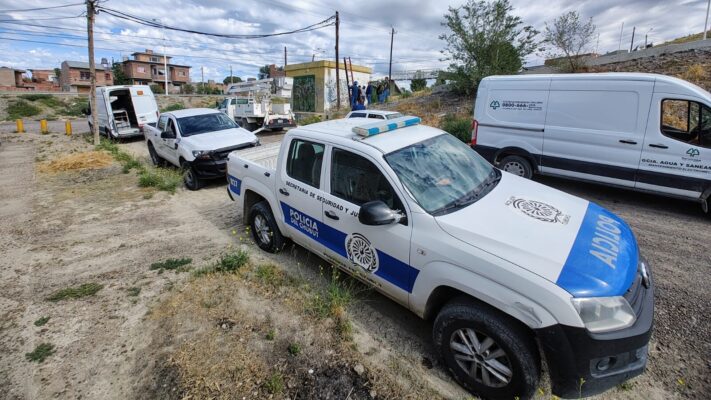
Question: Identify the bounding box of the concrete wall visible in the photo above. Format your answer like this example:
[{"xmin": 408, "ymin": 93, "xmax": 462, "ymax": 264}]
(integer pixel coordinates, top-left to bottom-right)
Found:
[{"xmin": 587, "ymin": 39, "xmax": 711, "ymax": 66}]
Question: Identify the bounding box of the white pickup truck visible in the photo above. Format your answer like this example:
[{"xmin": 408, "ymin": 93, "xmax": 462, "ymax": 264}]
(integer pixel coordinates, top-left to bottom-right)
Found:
[
  {"xmin": 144, "ymin": 108, "xmax": 259, "ymax": 190},
  {"xmin": 226, "ymin": 116, "xmax": 654, "ymax": 399}
]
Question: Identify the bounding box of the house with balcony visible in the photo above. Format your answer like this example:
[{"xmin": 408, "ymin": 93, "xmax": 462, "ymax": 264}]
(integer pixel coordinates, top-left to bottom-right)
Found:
[
  {"xmin": 59, "ymin": 61, "xmax": 113, "ymax": 92},
  {"xmin": 121, "ymin": 49, "xmax": 190, "ymax": 93}
]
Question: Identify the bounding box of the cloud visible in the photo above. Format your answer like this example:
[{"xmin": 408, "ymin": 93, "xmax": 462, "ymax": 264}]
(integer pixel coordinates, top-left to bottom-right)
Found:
[{"xmin": 0, "ymin": 0, "xmax": 708, "ymax": 81}]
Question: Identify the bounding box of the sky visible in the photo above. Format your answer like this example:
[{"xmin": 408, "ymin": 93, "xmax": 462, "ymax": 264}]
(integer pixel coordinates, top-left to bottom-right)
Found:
[{"xmin": 0, "ymin": 0, "xmax": 708, "ymax": 82}]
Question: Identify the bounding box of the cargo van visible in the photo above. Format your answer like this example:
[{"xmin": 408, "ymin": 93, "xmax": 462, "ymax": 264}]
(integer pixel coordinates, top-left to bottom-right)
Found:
[
  {"xmin": 472, "ymin": 73, "xmax": 711, "ymax": 211},
  {"xmin": 87, "ymin": 85, "xmax": 159, "ymax": 139}
]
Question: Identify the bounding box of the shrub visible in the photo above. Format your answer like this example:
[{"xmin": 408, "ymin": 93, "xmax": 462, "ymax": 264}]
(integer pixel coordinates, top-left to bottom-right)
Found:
[
  {"xmin": 46, "ymin": 283, "xmax": 103, "ymax": 301},
  {"xmin": 161, "ymin": 103, "xmax": 184, "ymax": 112},
  {"xmin": 138, "ymin": 167, "xmax": 182, "ymax": 193},
  {"xmin": 7, "ymin": 100, "xmax": 40, "ymax": 120},
  {"xmin": 25, "ymin": 343, "xmax": 55, "ymax": 363},
  {"xmin": 150, "ymin": 258, "xmax": 193, "ymax": 271},
  {"xmin": 298, "ymin": 115, "xmax": 322, "ymax": 125},
  {"xmin": 193, "ymin": 250, "xmax": 250, "ymax": 276},
  {"xmin": 440, "ymin": 114, "xmax": 472, "ymax": 143}
]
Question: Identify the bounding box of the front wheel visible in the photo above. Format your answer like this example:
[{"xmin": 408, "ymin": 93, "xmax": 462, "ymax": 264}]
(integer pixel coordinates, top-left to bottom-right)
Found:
[
  {"xmin": 181, "ymin": 161, "xmax": 202, "ymax": 191},
  {"xmin": 249, "ymin": 201, "xmax": 285, "ymax": 253},
  {"xmin": 433, "ymin": 298, "xmax": 540, "ymax": 400},
  {"xmin": 499, "ymin": 155, "xmax": 533, "ymax": 179},
  {"xmin": 147, "ymin": 142, "xmax": 165, "ymax": 167}
]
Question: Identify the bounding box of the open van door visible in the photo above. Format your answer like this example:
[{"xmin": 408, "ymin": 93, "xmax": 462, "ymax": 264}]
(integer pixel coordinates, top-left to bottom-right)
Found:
[
  {"xmin": 636, "ymin": 95, "xmax": 711, "ymax": 199},
  {"xmin": 130, "ymin": 86, "xmax": 159, "ymax": 129}
]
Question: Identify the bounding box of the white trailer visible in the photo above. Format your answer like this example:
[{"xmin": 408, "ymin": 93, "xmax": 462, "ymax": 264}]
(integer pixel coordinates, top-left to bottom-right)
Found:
[{"xmin": 220, "ymin": 77, "xmax": 296, "ymax": 133}]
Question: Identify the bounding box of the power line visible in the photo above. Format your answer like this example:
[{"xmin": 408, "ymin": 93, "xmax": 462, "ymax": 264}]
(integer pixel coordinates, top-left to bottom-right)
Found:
[
  {"xmin": 0, "ymin": 2, "xmax": 84, "ymax": 13},
  {"xmin": 0, "ymin": 15, "xmax": 84, "ymax": 22}
]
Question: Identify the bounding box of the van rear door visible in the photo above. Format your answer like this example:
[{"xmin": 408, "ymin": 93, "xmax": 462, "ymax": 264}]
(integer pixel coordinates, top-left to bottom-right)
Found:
[
  {"xmin": 541, "ymin": 79, "xmax": 653, "ymax": 187},
  {"xmin": 636, "ymin": 94, "xmax": 711, "ymax": 198},
  {"xmin": 130, "ymin": 87, "xmax": 158, "ymax": 127}
]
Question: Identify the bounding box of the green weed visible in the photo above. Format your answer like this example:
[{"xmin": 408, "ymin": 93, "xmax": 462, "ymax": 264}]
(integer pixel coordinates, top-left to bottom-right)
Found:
[
  {"xmin": 309, "ymin": 269, "xmax": 355, "ymax": 319},
  {"xmin": 298, "ymin": 114, "xmax": 322, "ymax": 125},
  {"xmin": 265, "ymin": 329, "xmax": 275, "ymax": 341},
  {"xmin": 150, "ymin": 258, "xmax": 192, "ymax": 271},
  {"xmin": 127, "ymin": 287, "xmax": 141, "ymax": 297},
  {"xmin": 440, "ymin": 114, "xmax": 471, "ymax": 144},
  {"xmin": 287, "ymin": 342, "xmax": 301, "ymax": 356},
  {"xmin": 25, "ymin": 343, "xmax": 55, "ymax": 363},
  {"xmin": 161, "ymin": 103, "xmax": 184, "ymax": 112},
  {"xmin": 46, "ymin": 283, "xmax": 103, "ymax": 301},
  {"xmin": 192, "ymin": 250, "xmax": 249, "ymax": 276},
  {"xmin": 7, "ymin": 100, "xmax": 40, "ymax": 120},
  {"xmin": 138, "ymin": 167, "xmax": 182, "ymax": 193},
  {"xmin": 263, "ymin": 372, "xmax": 284, "ymax": 394},
  {"xmin": 33, "ymin": 316, "xmax": 50, "ymax": 327}
]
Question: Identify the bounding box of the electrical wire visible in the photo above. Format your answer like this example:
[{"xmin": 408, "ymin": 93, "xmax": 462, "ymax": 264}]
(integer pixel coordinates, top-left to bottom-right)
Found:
[{"xmin": 0, "ymin": 2, "xmax": 84, "ymax": 13}]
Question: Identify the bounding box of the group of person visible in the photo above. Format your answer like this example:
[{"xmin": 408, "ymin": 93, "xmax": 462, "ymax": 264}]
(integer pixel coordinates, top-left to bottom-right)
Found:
[{"xmin": 350, "ymin": 79, "xmax": 392, "ymax": 111}]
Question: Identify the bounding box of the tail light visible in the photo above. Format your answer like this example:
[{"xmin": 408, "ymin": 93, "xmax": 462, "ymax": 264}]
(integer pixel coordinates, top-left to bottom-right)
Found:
[{"xmin": 471, "ymin": 119, "xmax": 479, "ymax": 146}]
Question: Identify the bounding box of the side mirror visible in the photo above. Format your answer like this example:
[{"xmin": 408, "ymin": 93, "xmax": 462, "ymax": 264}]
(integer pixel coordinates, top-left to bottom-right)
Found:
[
  {"xmin": 160, "ymin": 130, "xmax": 176, "ymax": 139},
  {"xmin": 358, "ymin": 200, "xmax": 405, "ymax": 226}
]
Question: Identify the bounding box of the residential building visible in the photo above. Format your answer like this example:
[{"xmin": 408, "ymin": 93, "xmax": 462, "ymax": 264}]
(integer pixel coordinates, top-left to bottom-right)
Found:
[
  {"xmin": 29, "ymin": 69, "xmax": 57, "ymax": 84},
  {"xmin": 121, "ymin": 49, "xmax": 190, "ymax": 93},
  {"xmin": 60, "ymin": 61, "xmax": 113, "ymax": 93},
  {"xmin": 284, "ymin": 60, "xmax": 372, "ymax": 113},
  {"xmin": 0, "ymin": 67, "xmax": 25, "ymax": 87}
]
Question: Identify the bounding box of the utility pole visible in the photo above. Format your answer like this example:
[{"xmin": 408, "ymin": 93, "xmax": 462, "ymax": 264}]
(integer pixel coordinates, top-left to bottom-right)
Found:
[
  {"xmin": 335, "ymin": 11, "xmax": 340, "ymax": 110},
  {"xmin": 201, "ymin": 66, "xmax": 204, "ymax": 92},
  {"xmin": 705, "ymin": 0, "xmax": 710, "ymax": 40},
  {"xmin": 284, "ymin": 46, "xmax": 287, "ymax": 66},
  {"xmin": 629, "ymin": 26, "xmax": 636, "ymax": 52},
  {"xmin": 388, "ymin": 27, "xmax": 394, "ymax": 85},
  {"xmin": 618, "ymin": 22, "xmax": 624, "ymax": 52},
  {"xmin": 86, "ymin": 0, "xmax": 99, "ymax": 145}
]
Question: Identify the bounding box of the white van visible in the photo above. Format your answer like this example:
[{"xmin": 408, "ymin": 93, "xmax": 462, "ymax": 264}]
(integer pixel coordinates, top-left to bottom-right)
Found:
[
  {"xmin": 472, "ymin": 73, "xmax": 711, "ymax": 211},
  {"xmin": 88, "ymin": 85, "xmax": 159, "ymax": 139}
]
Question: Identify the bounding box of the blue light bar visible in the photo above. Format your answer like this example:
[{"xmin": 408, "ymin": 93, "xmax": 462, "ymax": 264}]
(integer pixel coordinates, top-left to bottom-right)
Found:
[{"xmin": 352, "ymin": 116, "xmax": 421, "ymax": 137}]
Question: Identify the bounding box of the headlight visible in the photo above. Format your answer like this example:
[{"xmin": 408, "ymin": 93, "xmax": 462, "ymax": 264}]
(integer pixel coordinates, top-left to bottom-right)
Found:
[
  {"xmin": 192, "ymin": 150, "xmax": 211, "ymax": 160},
  {"xmin": 571, "ymin": 296, "xmax": 636, "ymax": 333}
]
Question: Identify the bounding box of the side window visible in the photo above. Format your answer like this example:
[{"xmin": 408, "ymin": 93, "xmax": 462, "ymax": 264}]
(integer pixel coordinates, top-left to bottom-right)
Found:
[
  {"xmin": 660, "ymin": 99, "xmax": 708, "ymax": 146},
  {"xmin": 330, "ymin": 148, "xmax": 404, "ymax": 211},
  {"xmin": 157, "ymin": 115, "xmax": 168, "ymax": 131},
  {"xmin": 368, "ymin": 114, "xmax": 385, "ymax": 119},
  {"xmin": 231, "ymin": 99, "xmax": 237, "ymax": 105},
  {"xmin": 167, "ymin": 119, "xmax": 177, "ymax": 135},
  {"xmin": 349, "ymin": 112, "xmax": 366, "ymax": 118},
  {"xmin": 286, "ymin": 139, "xmax": 324, "ymax": 188}
]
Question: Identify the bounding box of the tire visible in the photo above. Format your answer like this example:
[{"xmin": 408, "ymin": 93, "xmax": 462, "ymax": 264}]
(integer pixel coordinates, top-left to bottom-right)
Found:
[
  {"xmin": 181, "ymin": 161, "xmax": 202, "ymax": 191},
  {"xmin": 147, "ymin": 142, "xmax": 165, "ymax": 167},
  {"xmin": 433, "ymin": 298, "xmax": 540, "ymax": 400},
  {"xmin": 249, "ymin": 201, "xmax": 285, "ymax": 253},
  {"xmin": 499, "ymin": 155, "xmax": 533, "ymax": 179}
]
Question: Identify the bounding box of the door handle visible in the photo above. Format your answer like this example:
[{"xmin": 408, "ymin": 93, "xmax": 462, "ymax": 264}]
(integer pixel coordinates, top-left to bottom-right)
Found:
[
  {"xmin": 619, "ymin": 139, "xmax": 637, "ymax": 145},
  {"xmin": 324, "ymin": 210, "xmax": 339, "ymax": 220},
  {"xmin": 649, "ymin": 144, "xmax": 668, "ymax": 149},
  {"xmin": 279, "ymin": 188, "xmax": 289, "ymax": 196}
]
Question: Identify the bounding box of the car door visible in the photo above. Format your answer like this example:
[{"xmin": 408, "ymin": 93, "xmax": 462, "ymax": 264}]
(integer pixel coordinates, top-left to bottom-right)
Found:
[
  {"xmin": 159, "ymin": 117, "xmax": 180, "ymax": 166},
  {"xmin": 319, "ymin": 146, "xmax": 414, "ymax": 305},
  {"xmin": 153, "ymin": 115, "xmax": 169, "ymax": 158},
  {"xmin": 541, "ymin": 79, "xmax": 652, "ymax": 187},
  {"xmin": 276, "ymin": 137, "xmax": 327, "ymax": 254},
  {"xmin": 636, "ymin": 95, "xmax": 711, "ymax": 198}
]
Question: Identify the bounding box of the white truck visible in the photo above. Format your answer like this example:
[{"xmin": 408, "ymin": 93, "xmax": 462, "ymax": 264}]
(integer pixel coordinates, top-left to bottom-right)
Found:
[
  {"xmin": 144, "ymin": 108, "xmax": 259, "ymax": 190},
  {"xmin": 226, "ymin": 116, "xmax": 654, "ymax": 399},
  {"xmin": 472, "ymin": 73, "xmax": 711, "ymax": 211},
  {"xmin": 220, "ymin": 77, "xmax": 296, "ymax": 133},
  {"xmin": 87, "ymin": 85, "xmax": 159, "ymax": 139}
]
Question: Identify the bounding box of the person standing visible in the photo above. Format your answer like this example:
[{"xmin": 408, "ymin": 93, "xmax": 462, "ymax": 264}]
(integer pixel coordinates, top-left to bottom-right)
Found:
[
  {"xmin": 365, "ymin": 82, "xmax": 373, "ymax": 107},
  {"xmin": 351, "ymin": 81, "xmax": 360, "ymax": 110}
]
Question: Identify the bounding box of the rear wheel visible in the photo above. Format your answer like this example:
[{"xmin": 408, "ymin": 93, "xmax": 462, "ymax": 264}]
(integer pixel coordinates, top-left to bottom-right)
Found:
[
  {"xmin": 499, "ymin": 155, "xmax": 533, "ymax": 179},
  {"xmin": 434, "ymin": 298, "xmax": 540, "ymax": 400},
  {"xmin": 249, "ymin": 201, "xmax": 284, "ymax": 253},
  {"xmin": 181, "ymin": 161, "xmax": 202, "ymax": 191}
]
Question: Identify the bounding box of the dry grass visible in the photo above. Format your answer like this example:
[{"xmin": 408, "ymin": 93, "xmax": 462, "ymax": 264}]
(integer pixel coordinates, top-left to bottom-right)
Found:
[
  {"xmin": 683, "ymin": 64, "xmax": 706, "ymax": 83},
  {"xmin": 37, "ymin": 151, "xmax": 113, "ymax": 173}
]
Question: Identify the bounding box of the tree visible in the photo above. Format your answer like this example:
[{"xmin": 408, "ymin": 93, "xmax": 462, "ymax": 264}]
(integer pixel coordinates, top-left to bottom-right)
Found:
[
  {"xmin": 544, "ymin": 11, "xmax": 596, "ymax": 72},
  {"xmin": 53, "ymin": 67, "xmax": 61, "ymax": 84},
  {"xmin": 258, "ymin": 65, "xmax": 270, "ymax": 80},
  {"xmin": 410, "ymin": 70, "xmax": 427, "ymax": 92},
  {"xmin": 149, "ymin": 83, "xmax": 164, "ymax": 94},
  {"xmin": 439, "ymin": 0, "xmax": 538, "ymax": 95},
  {"xmin": 223, "ymin": 76, "xmax": 242, "ymax": 85},
  {"xmin": 182, "ymin": 83, "xmax": 195, "ymax": 94},
  {"xmin": 112, "ymin": 62, "xmax": 129, "ymax": 85}
]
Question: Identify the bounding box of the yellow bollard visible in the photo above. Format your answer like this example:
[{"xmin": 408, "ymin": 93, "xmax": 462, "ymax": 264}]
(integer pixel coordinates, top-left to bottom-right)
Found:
[
  {"xmin": 65, "ymin": 120, "xmax": 72, "ymax": 136},
  {"xmin": 40, "ymin": 119, "xmax": 49, "ymax": 134},
  {"xmin": 15, "ymin": 119, "xmax": 24, "ymax": 133}
]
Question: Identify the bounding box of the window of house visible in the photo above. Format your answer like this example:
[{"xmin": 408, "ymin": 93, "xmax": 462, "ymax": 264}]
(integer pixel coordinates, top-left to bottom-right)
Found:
[
  {"xmin": 137, "ymin": 66, "xmax": 146, "ymax": 73},
  {"xmin": 80, "ymin": 71, "xmax": 90, "ymax": 80},
  {"xmin": 330, "ymin": 148, "xmax": 403, "ymax": 211},
  {"xmin": 104, "ymin": 73, "xmax": 110, "ymax": 81},
  {"xmin": 661, "ymin": 99, "xmax": 711, "ymax": 148},
  {"xmin": 151, "ymin": 57, "xmax": 159, "ymax": 62},
  {"xmin": 285, "ymin": 139, "xmax": 324, "ymax": 188}
]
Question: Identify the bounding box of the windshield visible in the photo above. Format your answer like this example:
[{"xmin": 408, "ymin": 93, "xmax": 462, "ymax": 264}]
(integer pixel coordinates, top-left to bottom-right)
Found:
[
  {"xmin": 177, "ymin": 112, "xmax": 238, "ymax": 137},
  {"xmin": 386, "ymin": 113, "xmax": 404, "ymax": 120},
  {"xmin": 385, "ymin": 134, "xmax": 500, "ymax": 215}
]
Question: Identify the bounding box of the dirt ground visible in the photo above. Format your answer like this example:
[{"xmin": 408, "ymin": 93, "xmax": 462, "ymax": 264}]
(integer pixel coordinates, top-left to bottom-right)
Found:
[{"xmin": 0, "ymin": 123, "xmax": 709, "ymax": 400}]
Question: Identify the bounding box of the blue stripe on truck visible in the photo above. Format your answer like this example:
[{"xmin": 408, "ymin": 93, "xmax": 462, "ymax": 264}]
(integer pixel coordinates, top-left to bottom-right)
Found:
[
  {"xmin": 280, "ymin": 202, "xmax": 419, "ymax": 293},
  {"xmin": 557, "ymin": 202, "xmax": 638, "ymax": 298},
  {"xmin": 227, "ymin": 175, "xmax": 241, "ymax": 196}
]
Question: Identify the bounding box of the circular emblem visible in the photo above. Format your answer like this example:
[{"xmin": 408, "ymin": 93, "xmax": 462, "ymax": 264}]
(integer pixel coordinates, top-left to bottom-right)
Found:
[
  {"xmin": 505, "ymin": 197, "xmax": 570, "ymax": 224},
  {"xmin": 345, "ymin": 233, "xmax": 379, "ymax": 272}
]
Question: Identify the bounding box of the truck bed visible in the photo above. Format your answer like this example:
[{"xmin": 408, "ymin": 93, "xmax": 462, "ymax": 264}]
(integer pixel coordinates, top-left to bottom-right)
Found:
[{"xmin": 230, "ymin": 141, "xmax": 281, "ymax": 170}]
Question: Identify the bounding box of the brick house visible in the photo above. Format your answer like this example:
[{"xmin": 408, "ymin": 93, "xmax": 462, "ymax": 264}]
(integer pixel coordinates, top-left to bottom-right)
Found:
[
  {"xmin": 60, "ymin": 61, "xmax": 113, "ymax": 93},
  {"xmin": 0, "ymin": 67, "xmax": 25, "ymax": 87},
  {"xmin": 121, "ymin": 49, "xmax": 190, "ymax": 93}
]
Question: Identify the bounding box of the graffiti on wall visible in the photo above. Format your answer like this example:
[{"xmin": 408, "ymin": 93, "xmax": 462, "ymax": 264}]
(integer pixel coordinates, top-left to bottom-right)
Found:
[
  {"xmin": 325, "ymin": 78, "xmax": 349, "ymax": 110},
  {"xmin": 293, "ymin": 75, "xmax": 316, "ymax": 112}
]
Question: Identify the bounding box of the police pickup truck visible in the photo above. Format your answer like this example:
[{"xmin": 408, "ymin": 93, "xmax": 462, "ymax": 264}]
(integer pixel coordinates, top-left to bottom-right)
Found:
[
  {"xmin": 144, "ymin": 108, "xmax": 259, "ymax": 190},
  {"xmin": 226, "ymin": 116, "xmax": 654, "ymax": 399}
]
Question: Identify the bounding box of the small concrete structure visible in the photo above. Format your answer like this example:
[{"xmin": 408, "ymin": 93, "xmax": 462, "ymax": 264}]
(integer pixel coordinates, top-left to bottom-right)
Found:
[{"xmin": 285, "ymin": 60, "xmax": 372, "ymax": 113}]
